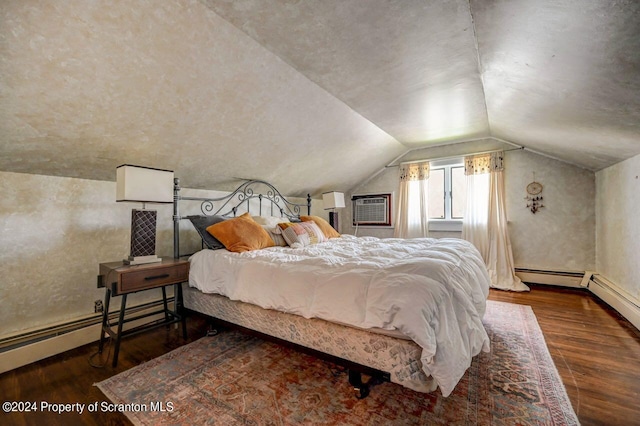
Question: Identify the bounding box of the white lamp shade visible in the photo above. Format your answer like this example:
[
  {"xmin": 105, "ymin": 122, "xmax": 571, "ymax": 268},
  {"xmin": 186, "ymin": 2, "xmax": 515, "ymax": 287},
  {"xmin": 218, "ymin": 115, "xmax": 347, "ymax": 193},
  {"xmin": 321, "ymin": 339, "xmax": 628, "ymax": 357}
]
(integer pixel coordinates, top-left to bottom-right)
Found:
[
  {"xmin": 116, "ymin": 165, "xmax": 174, "ymax": 203},
  {"xmin": 322, "ymin": 191, "xmax": 345, "ymax": 210}
]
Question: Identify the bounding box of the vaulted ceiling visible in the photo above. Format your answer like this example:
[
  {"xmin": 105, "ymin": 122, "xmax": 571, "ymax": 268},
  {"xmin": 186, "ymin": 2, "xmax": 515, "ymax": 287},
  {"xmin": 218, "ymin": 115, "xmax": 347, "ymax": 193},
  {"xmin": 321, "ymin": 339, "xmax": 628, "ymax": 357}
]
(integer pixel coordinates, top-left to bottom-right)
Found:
[{"xmin": 1, "ymin": 0, "xmax": 638, "ymax": 197}]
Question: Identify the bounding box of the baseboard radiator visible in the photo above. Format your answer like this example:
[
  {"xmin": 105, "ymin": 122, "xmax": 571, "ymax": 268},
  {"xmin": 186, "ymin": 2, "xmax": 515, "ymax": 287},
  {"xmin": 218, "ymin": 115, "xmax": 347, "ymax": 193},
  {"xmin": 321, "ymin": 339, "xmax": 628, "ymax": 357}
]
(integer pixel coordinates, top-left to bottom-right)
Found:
[
  {"xmin": 588, "ymin": 275, "xmax": 640, "ymax": 331},
  {"xmin": 514, "ymin": 268, "xmax": 640, "ymax": 331},
  {"xmin": 0, "ymin": 298, "xmax": 174, "ymax": 375},
  {"xmin": 514, "ymin": 268, "xmax": 590, "ymax": 288}
]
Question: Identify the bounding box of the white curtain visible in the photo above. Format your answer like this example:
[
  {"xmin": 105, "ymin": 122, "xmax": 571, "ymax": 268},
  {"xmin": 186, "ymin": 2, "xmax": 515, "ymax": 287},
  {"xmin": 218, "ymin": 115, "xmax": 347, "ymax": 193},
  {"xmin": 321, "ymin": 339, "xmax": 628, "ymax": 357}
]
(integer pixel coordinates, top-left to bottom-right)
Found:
[
  {"xmin": 462, "ymin": 152, "xmax": 529, "ymax": 291},
  {"xmin": 394, "ymin": 162, "xmax": 429, "ymax": 238}
]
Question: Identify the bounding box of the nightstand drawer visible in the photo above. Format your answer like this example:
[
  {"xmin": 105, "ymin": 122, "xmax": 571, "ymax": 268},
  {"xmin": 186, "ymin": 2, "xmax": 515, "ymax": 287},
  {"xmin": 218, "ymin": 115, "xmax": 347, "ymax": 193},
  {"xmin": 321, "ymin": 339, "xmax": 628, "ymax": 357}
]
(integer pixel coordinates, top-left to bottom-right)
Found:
[{"xmin": 119, "ymin": 262, "xmax": 189, "ymax": 293}]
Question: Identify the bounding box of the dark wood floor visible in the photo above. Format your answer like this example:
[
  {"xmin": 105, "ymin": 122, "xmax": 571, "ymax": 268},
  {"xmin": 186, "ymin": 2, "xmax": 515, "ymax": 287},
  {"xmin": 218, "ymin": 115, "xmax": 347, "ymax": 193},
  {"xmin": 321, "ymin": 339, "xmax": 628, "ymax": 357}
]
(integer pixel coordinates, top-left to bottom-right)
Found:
[
  {"xmin": 1, "ymin": 285, "xmax": 639, "ymax": 425},
  {"xmin": 491, "ymin": 286, "xmax": 640, "ymax": 426}
]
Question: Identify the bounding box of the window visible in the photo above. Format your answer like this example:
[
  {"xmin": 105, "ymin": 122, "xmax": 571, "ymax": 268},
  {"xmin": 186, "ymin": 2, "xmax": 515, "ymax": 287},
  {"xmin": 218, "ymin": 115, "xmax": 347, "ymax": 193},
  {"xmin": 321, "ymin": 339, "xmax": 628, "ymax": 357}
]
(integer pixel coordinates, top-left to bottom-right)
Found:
[
  {"xmin": 427, "ymin": 159, "xmax": 465, "ymax": 231},
  {"xmin": 451, "ymin": 166, "xmax": 466, "ymax": 219}
]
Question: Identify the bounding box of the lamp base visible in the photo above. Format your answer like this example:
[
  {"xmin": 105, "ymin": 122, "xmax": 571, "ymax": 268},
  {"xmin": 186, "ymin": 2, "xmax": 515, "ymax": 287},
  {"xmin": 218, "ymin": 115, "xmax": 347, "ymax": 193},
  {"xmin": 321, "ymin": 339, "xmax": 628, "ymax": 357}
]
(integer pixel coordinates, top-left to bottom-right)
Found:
[
  {"xmin": 329, "ymin": 211, "xmax": 339, "ymax": 231},
  {"xmin": 130, "ymin": 208, "xmax": 158, "ymax": 257},
  {"xmin": 124, "ymin": 255, "xmax": 162, "ymax": 265}
]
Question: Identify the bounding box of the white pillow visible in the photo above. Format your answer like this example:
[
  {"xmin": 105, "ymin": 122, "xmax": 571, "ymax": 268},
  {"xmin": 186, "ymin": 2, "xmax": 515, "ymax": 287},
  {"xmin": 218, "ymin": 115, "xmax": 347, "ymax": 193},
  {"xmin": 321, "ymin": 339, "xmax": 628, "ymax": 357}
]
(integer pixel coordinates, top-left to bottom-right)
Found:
[{"xmin": 252, "ymin": 215, "xmax": 289, "ymax": 228}]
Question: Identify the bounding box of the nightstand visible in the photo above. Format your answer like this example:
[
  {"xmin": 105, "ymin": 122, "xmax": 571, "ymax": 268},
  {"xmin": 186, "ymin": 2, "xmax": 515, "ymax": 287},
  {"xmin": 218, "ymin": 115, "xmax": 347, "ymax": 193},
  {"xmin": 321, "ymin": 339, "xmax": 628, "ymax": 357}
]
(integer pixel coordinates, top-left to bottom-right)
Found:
[{"xmin": 96, "ymin": 258, "xmax": 189, "ymax": 367}]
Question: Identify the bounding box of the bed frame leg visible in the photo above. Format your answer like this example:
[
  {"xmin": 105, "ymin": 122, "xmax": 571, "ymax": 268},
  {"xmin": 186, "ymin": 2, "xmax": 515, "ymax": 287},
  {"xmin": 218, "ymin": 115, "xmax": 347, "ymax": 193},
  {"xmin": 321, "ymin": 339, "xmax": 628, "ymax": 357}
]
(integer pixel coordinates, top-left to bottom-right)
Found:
[
  {"xmin": 348, "ymin": 370, "xmax": 370, "ymax": 399},
  {"xmin": 206, "ymin": 318, "xmax": 219, "ymax": 337}
]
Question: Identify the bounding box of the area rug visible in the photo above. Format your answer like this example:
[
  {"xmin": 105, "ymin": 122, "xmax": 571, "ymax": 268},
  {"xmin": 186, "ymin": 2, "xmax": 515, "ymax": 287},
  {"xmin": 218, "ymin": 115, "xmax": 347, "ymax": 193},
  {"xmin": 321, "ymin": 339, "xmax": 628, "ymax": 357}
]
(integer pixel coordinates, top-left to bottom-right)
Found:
[{"xmin": 96, "ymin": 301, "xmax": 579, "ymax": 425}]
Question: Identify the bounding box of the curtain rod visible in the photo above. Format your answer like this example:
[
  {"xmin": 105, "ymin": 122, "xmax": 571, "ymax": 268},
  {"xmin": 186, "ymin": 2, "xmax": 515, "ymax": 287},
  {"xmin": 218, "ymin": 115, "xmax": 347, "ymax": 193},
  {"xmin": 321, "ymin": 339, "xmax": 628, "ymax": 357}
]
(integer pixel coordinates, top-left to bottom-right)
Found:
[{"xmin": 386, "ymin": 146, "xmax": 525, "ymax": 168}]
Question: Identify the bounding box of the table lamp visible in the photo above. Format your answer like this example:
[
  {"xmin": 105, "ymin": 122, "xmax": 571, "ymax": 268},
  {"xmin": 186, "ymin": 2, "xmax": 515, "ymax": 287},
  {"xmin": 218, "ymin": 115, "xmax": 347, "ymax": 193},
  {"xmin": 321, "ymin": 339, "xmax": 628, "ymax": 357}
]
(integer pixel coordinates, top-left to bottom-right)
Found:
[
  {"xmin": 116, "ymin": 165, "xmax": 174, "ymax": 265},
  {"xmin": 322, "ymin": 191, "xmax": 345, "ymax": 231}
]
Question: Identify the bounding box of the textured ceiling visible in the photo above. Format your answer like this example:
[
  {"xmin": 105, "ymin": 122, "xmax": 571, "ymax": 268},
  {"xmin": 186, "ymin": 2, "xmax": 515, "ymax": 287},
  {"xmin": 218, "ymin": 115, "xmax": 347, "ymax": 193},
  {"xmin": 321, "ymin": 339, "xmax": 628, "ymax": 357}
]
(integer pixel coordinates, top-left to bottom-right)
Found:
[
  {"xmin": 202, "ymin": 0, "xmax": 490, "ymax": 145},
  {"xmin": 472, "ymin": 0, "xmax": 640, "ymax": 170},
  {"xmin": 0, "ymin": 0, "xmax": 638, "ymax": 197}
]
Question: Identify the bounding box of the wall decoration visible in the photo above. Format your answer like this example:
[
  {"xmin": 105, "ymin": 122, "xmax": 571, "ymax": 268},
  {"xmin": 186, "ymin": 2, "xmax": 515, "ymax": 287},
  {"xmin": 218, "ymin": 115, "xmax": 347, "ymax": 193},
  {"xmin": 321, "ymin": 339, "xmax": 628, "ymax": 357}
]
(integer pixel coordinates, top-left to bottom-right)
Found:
[{"xmin": 525, "ymin": 174, "xmax": 544, "ymax": 214}]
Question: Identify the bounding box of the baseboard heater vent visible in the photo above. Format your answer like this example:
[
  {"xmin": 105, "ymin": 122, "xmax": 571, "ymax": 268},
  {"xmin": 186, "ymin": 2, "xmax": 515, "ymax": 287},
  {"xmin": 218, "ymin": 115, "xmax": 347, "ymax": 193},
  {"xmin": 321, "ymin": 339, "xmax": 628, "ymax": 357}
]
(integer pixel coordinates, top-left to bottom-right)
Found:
[
  {"xmin": 589, "ymin": 275, "xmax": 640, "ymax": 331},
  {"xmin": 514, "ymin": 268, "xmax": 589, "ymax": 288},
  {"xmin": 0, "ymin": 298, "xmax": 178, "ymax": 374},
  {"xmin": 0, "ymin": 298, "xmax": 173, "ymax": 353}
]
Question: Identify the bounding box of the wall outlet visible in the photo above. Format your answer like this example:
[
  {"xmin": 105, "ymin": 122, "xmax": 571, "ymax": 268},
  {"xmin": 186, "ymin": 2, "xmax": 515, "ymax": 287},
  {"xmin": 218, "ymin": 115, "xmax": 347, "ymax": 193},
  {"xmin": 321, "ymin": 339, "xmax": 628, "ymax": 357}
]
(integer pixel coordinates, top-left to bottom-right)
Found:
[{"xmin": 94, "ymin": 300, "xmax": 104, "ymax": 313}]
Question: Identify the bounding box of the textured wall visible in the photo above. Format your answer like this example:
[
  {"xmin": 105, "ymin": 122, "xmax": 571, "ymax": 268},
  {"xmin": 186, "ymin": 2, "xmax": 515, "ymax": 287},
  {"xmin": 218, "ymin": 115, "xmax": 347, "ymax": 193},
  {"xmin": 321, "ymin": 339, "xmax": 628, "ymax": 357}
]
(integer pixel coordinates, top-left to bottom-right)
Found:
[
  {"xmin": 505, "ymin": 150, "xmax": 595, "ymax": 271},
  {"xmin": 0, "ymin": 172, "xmax": 164, "ymax": 336},
  {"xmin": 0, "ymin": 171, "xmax": 323, "ymax": 337},
  {"xmin": 343, "ymin": 140, "xmax": 596, "ymax": 272},
  {"xmin": 596, "ymin": 154, "xmax": 640, "ymax": 303}
]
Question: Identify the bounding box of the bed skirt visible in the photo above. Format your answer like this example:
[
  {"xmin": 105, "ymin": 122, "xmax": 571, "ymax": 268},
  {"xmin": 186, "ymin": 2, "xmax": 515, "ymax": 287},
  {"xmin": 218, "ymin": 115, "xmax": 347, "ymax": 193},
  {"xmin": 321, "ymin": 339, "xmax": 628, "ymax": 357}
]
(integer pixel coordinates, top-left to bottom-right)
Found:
[{"xmin": 182, "ymin": 284, "xmax": 437, "ymax": 393}]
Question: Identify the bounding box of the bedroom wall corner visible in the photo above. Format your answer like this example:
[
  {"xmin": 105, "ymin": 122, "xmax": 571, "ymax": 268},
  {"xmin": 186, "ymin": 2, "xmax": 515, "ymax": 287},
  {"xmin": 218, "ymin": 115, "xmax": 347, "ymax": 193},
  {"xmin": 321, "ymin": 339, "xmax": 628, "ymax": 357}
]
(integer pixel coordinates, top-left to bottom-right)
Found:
[
  {"xmin": 504, "ymin": 149, "xmax": 595, "ymax": 272},
  {"xmin": 595, "ymin": 153, "xmax": 640, "ymax": 306}
]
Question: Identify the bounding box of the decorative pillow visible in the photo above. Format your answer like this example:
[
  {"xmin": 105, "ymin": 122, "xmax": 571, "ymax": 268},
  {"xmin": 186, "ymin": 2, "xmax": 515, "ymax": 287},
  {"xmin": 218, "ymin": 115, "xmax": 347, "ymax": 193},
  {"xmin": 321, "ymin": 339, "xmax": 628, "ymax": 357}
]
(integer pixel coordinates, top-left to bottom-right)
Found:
[
  {"xmin": 206, "ymin": 212, "xmax": 275, "ymax": 253},
  {"xmin": 261, "ymin": 225, "xmax": 288, "ymax": 247},
  {"xmin": 300, "ymin": 215, "xmax": 340, "ymax": 239},
  {"xmin": 277, "ymin": 221, "xmax": 328, "ymax": 248},
  {"xmin": 187, "ymin": 215, "xmax": 227, "ymax": 250}
]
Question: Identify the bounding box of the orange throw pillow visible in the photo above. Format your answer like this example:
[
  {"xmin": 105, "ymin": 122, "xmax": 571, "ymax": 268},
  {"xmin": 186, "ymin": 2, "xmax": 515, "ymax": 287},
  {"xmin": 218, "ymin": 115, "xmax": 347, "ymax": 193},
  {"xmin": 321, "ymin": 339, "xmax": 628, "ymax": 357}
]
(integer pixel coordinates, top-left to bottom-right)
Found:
[
  {"xmin": 300, "ymin": 215, "xmax": 340, "ymax": 239},
  {"xmin": 206, "ymin": 212, "xmax": 275, "ymax": 252}
]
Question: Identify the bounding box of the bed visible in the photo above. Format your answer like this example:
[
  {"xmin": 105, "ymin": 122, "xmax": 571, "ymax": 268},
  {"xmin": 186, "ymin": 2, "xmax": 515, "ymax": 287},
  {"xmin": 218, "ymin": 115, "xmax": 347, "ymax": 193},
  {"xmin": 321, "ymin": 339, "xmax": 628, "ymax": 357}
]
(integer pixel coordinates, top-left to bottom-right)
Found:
[{"xmin": 173, "ymin": 179, "xmax": 491, "ymax": 398}]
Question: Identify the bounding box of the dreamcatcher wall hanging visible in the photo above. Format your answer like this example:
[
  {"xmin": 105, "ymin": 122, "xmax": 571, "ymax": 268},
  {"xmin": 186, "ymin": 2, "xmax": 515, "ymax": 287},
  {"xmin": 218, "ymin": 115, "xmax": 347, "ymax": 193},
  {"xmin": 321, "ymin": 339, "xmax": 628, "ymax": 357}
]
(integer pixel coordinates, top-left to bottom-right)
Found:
[{"xmin": 525, "ymin": 172, "xmax": 544, "ymax": 214}]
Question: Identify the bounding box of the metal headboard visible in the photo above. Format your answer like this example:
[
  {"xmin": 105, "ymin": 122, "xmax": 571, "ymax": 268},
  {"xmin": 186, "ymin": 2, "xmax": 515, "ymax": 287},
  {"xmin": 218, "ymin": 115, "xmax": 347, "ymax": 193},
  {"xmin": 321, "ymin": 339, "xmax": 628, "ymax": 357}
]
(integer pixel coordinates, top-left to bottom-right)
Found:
[{"xmin": 173, "ymin": 178, "xmax": 311, "ymax": 258}]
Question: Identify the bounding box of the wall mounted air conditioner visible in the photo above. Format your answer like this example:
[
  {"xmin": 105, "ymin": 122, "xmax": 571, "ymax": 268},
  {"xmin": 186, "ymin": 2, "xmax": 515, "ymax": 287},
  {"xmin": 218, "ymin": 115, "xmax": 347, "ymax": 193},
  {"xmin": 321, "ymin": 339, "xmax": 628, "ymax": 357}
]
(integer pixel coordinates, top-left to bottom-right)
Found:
[{"xmin": 352, "ymin": 193, "xmax": 392, "ymax": 227}]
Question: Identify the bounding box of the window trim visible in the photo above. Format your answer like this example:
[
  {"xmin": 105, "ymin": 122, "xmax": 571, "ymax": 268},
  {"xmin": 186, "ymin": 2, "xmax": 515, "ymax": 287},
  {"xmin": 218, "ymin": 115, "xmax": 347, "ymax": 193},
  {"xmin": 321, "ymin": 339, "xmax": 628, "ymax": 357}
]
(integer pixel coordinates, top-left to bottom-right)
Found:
[
  {"xmin": 450, "ymin": 165, "xmax": 465, "ymax": 220},
  {"xmin": 428, "ymin": 158, "xmax": 464, "ymax": 232}
]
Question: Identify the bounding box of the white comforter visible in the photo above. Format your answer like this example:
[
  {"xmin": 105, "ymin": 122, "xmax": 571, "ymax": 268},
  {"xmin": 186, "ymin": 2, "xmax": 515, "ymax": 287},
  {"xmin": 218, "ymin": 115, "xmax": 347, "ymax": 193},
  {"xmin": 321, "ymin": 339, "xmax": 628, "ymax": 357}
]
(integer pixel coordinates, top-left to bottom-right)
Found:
[{"xmin": 189, "ymin": 235, "xmax": 491, "ymax": 396}]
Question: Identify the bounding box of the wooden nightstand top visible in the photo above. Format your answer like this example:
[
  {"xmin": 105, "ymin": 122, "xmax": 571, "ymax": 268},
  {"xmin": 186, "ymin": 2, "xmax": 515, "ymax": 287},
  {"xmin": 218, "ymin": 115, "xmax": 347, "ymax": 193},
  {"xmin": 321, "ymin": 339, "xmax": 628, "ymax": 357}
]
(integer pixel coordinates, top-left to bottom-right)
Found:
[{"xmin": 98, "ymin": 258, "xmax": 189, "ymax": 295}]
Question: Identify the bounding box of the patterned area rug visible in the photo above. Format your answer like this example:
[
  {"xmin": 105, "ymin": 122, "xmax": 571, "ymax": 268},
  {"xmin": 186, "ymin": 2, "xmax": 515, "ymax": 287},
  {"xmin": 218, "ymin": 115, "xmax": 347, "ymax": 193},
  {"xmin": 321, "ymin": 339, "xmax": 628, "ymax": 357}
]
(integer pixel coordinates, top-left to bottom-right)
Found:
[{"xmin": 96, "ymin": 301, "xmax": 579, "ymax": 425}]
